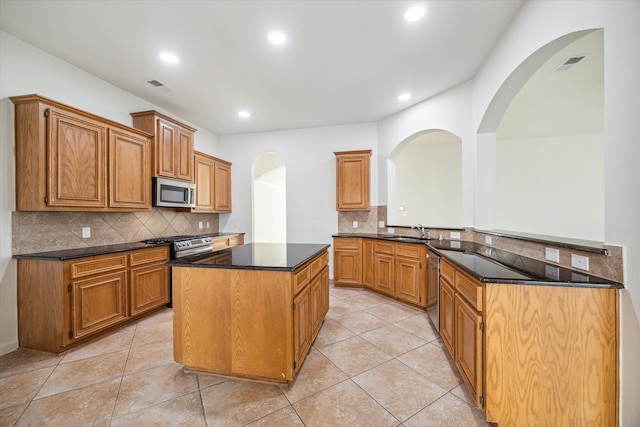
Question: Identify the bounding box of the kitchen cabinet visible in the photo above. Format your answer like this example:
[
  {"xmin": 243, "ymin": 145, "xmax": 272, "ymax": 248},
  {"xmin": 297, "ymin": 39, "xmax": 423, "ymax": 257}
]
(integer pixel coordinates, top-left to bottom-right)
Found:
[
  {"xmin": 361, "ymin": 239, "xmax": 374, "ymax": 287},
  {"xmin": 193, "ymin": 151, "xmax": 232, "ymax": 213},
  {"xmin": 128, "ymin": 247, "xmax": 170, "ymax": 316},
  {"xmin": 373, "ymin": 241, "xmax": 395, "ymax": 296},
  {"xmin": 17, "ymin": 246, "xmax": 169, "ymax": 353},
  {"xmin": 484, "ymin": 284, "xmax": 618, "ymax": 426},
  {"xmin": 334, "ymin": 150, "xmax": 371, "ymax": 211},
  {"xmin": 395, "ymin": 243, "xmax": 425, "ymax": 305},
  {"xmin": 131, "ymin": 110, "xmax": 196, "ymax": 182},
  {"xmin": 439, "ymin": 258, "xmax": 484, "ymax": 408},
  {"xmin": 11, "ymin": 94, "xmax": 152, "ymax": 212},
  {"xmin": 333, "ymin": 237, "xmax": 427, "ymax": 308},
  {"xmin": 172, "ymin": 246, "xmax": 329, "ymax": 382},
  {"xmin": 333, "ymin": 237, "xmax": 362, "ymax": 286}
]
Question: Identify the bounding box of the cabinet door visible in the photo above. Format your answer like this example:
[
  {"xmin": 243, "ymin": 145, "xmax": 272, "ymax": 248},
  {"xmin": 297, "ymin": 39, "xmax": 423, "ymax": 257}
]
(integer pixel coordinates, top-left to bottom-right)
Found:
[
  {"xmin": 130, "ymin": 263, "xmax": 169, "ymax": 316},
  {"xmin": 335, "ymin": 150, "xmax": 371, "ymax": 211},
  {"xmin": 175, "ymin": 127, "xmax": 194, "ymax": 181},
  {"xmin": 455, "ymin": 294, "xmax": 483, "ymax": 409},
  {"xmin": 362, "ymin": 239, "xmax": 374, "ymax": 287},
  {"xmin": 395, "ymin": 256, "xmax": 421, "ymax": 305},
  {"xmin": 213, "ymin": 160, "xmax": 232, "ymax": 212},
  {"xmin": 156, "ymin": 118, "xmax": 177, "ymax": 178},
  {"xmin": 47, "ymin": 108, "xmax": 107, "ymax": 208},
  {"xmin": 193, "ymin": 152, "xmax": 215, "ymax": 212},
  {"xmin": 109, "ymin": 128, "xmax": 150, "ymax": 209},
  {"xmin": 439, "ymin": 278, "xmax": 455, "ymax": 357},
  {"xmin": 71, "ymin": 271, "xmax": 128, "ymax": 340},
  {"xmin": 293, "ymin": 286, "xmax": 312, "ymax": 372},
  {"xmin": 374, "ymin": 253, "xmax": 395, "ymax": 296},
  {"xmin": 310, "ymin": 274, "xmax": 323, "ymax": 339},
  {"xmin": 334, "ymin": 249, "xmax": 361, "ymax": 285}
]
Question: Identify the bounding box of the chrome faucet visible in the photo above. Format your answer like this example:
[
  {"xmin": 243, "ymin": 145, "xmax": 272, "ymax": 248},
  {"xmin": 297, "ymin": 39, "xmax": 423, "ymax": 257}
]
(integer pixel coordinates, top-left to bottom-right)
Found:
[{"xmin": 412, "ymin": 223, "xmax": 427, "ymax": 239}]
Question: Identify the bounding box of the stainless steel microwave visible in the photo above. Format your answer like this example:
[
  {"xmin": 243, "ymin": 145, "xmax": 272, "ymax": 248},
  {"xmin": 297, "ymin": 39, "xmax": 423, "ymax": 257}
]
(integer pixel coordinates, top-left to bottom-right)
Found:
[{"xmin": 153, "ymin": 177, "xmax": 196, "ymax": 208}]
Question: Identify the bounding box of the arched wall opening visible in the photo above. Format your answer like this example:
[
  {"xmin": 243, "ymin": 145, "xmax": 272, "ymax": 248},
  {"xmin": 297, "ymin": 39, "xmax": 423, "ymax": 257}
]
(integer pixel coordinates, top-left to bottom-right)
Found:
[
  {"xmin": 387, "ymin": 129, "xmax": 463, "ymax": 227},
  {"xmin": 476, "ymin": 29, "xmax": 604, "ymax": 243},
  {"xmin": 252, "ymin": 151, "xmax": 286, "ymax": 243}
]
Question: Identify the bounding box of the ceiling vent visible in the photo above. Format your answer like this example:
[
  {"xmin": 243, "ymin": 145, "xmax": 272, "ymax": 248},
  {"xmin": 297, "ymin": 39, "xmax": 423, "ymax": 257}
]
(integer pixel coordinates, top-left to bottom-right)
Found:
[
  {"xmin": 147, "ymin": 79, "xmax": 165, "ymax": 87},
  {"xmin": 553, "ymin": 55, "xmax": 586, "ymax": 72},
  {"xmin": 146, "ymin": 79, "xmax": 174, "ymax": 93}
]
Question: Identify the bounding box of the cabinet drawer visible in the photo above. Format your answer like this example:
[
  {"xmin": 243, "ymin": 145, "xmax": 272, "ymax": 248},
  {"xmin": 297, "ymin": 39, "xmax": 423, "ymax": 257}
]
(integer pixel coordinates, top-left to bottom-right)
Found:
[
  {"xmin": 455, "ymin": 271, "xmax": 483, "ymax": 311},
  {"xmin": 395, "ymin": 244, "xmax": 421, "ymax": 258},
  {"xmin": 294, "ymin": 265, "xmax": 311, "ymax": 294},
  {"xmin": 310, "ymin": 251, "xmax": 329, "ymax": 278},
  {"xmin": 374, "ymin": 241, "xmax": 394, "ymax": 255},
  {"xmin": 69, "ymin": 254, "xmax": 127, "ymax": 279},
  {"xmin": 440, "ymin": 259, "xmax": 455, "ymax": 283},
  {"xmin": 129, "ymin": 247, "xmax": 169, "ymax": 267},
  {"xmin": 334, "ymin": 238, "xmax": 361, "ymax": 250}
]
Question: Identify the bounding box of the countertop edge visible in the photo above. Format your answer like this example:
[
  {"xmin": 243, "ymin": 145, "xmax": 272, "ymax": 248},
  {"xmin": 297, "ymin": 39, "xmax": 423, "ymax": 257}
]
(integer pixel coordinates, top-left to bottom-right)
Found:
[{"xmin": 332, "ymin": 233, "xmax": 623, "ymax": 290}]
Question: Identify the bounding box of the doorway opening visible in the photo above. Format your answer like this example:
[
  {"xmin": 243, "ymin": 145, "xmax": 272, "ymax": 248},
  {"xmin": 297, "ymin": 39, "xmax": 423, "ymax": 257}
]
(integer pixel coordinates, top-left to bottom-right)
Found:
[{"xmin": 252, "ymin": 152, "xmax": 286, "ymax": 243}]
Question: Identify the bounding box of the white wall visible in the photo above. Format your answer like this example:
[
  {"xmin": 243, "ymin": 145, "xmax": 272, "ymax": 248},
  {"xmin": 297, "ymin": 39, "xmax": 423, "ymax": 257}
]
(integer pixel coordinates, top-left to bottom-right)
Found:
[
  {"xmin": 217, "ymin": 124, "xmax": 378, "ymax": 257},
  {"xmin": 495, "ymin": 134, "xmax": 604, "ymax": 241},
  {"xmin": 377, "ymin": 81, "xmax": 474, "ymax": 225},
  {"xmin": 0, "ymin": 31, "xmax": 221, "ymax": 354},
  {"xmin": 472, "ymin": 2, "xmax": 639, "ymax": 424}
]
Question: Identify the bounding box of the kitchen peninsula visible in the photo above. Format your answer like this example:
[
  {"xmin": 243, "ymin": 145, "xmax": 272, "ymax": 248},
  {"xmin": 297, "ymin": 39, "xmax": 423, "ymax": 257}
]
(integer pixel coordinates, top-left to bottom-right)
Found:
[{"xmin": 168, "ymin": 243, "xmax": 329, "ymax": 383}]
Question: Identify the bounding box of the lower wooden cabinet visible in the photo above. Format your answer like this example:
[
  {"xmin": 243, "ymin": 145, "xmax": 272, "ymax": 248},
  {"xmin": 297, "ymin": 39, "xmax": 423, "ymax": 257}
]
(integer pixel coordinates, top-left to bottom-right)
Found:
[
  {"xmin": 439, "ymin": 275, "xmax": 455, "ymax": 356},
  {"xmin": 333, "ymin": 237, "xmax": 427, "ymax": 307},
  {"xmin": 17, "ymin": 246, "xmax": 170, "ymax": 353},
  {"xmin": 173, "ymin": 249, "xmax": 329, "ymax": 382},
  {"xmin": 71, "ymin": 270, "xmax": 128, "ymax": 340},
  {"xmin": 129, "ymin": 247, "xmax": 170, "ymax": 316},
  {"xmin": 333, "ymin": 237, "xmax": 362, "ymax": 286},
  {"xmin": 454, "ymin": 293, "xmax": 483, "ymax": 408}
]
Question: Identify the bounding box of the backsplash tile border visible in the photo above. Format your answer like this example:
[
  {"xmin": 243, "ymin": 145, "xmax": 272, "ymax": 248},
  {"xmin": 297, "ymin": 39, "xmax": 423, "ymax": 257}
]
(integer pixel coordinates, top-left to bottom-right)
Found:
[{"xmin": 12, "ymin": 209, "xmax": 219, "ymax": 255}]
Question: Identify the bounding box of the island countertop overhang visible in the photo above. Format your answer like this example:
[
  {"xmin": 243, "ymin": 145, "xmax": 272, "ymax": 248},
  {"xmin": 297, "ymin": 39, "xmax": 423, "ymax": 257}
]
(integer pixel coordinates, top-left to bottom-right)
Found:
[{"xmin": 167, "ymin": 242, "xmax": 330, "ymax": 272}]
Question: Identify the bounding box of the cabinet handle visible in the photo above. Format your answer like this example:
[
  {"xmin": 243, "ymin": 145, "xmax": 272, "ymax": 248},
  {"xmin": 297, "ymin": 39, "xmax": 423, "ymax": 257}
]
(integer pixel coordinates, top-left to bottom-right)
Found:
[{"xmin": 67, "ymin": 284, "xmax": 72, "ymax": 292}]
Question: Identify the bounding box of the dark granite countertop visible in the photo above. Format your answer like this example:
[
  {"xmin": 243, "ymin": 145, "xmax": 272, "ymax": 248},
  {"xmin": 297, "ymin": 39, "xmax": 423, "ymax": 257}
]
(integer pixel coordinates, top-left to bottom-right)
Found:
[
  {"xmin": 332, "ymin": 233, "xmax": 623, "ymax": 289},
  {"xmin": 167, "ymin": 243, "xmax": 330, "ymax": 272},
  {"xmin": 13, "ymin": 232, "xmax": 243, "ymax": 261}
]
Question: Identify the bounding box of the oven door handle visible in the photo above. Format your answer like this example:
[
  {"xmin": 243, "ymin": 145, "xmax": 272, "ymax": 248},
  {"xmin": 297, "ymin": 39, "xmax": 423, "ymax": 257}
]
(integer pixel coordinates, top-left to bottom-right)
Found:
[{"xmin": 174, "ymin": 245, "xmax": 214, "ymax": 258}]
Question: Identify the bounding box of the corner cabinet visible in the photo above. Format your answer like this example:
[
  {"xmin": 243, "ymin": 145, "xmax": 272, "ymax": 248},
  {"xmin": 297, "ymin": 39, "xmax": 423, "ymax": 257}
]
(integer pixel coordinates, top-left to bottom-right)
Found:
[
  {"xmin": 193, "ymin": 151, "xmax": 232, "ymax": 213},
  {"xmin": 439, "ymin": 257, "xmax": 619, "ymax": 426},
  {"xmin": 11, "ymin": 95, "xmax": 151, "ymax": 212},
  {"xmin": 17, "ymin": 246, "xmax": 170, "ymax": 353},
  {"xmin": 131, "ymin": 110, "xmax": 196, "ymax": 182},
  {"xmin": 333, "ymin": 237, "xmax": 427, "ymax": 308},
  {"xmin": 334, "ymin": 150, "xmax": 371, "ymax": 211}
]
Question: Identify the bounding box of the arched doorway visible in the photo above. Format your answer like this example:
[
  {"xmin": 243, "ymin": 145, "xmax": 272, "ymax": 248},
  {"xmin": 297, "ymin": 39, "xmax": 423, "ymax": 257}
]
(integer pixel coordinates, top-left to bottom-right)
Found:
[
  {"xmin": 477, "ymin": 29, "xmax": 604, "ymax": 241},
  {"xmin": 252, "ymin": 152, "xmax": 286, "ymax": 243},
  {"xmin": 387, "ymin": 129, "xmax": 463, "ymax": 227}
]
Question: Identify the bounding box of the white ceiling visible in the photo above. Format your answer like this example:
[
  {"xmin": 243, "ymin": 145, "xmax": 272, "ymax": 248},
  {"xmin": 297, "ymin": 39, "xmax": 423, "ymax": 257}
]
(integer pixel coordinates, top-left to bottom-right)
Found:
[{"xmin": 0, "ymin": 0, "xmax": 524, "ymax": 135}]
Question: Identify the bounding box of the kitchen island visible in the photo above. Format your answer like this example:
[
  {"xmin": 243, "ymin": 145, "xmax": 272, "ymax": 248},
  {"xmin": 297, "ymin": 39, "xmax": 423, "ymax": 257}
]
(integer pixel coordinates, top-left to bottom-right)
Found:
[{"xmin": 168, "ymin": 243, "xmax": 329, "ymax": 383}]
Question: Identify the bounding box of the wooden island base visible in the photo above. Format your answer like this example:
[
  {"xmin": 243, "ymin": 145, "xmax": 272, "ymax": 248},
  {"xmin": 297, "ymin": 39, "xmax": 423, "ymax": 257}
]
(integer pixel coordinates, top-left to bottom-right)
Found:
[{"xmin": 171, "ymin": 244, "xmax": 329, "ymax": 383}]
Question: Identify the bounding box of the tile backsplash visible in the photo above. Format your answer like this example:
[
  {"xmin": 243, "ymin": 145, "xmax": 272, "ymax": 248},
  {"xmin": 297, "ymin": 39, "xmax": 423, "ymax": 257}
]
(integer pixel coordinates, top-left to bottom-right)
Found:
[{"xmin": 12, "ymin": 209, "xmax": 219, "ymax": 254}]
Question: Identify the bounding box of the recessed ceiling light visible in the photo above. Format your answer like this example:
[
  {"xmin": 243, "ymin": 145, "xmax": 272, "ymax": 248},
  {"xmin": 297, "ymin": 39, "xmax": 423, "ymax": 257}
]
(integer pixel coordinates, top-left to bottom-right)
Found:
[
  {"xmin": 404, "ymin": 5, "xmax": 426, "ymax": 22},
  {"xmin": 159, "ymin": 51, "xmax": 179, "ymax": 64},
  {"xmin": 238, "ymin": 110, "xmax": 251, "ymax": 119},
  {"xmin": 398, "ymin": 93, "xmax": 412, "ymax": 101},
  {"xmin": 268, "ymin": 31, "xmax": 287, "ymax": 45}
]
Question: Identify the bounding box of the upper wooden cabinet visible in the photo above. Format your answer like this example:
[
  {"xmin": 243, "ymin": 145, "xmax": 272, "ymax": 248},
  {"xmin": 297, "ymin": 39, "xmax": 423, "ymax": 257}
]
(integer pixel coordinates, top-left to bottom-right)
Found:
[
  {"xmin": 131, "ymin": 110, "xmax": 196, "ymax": 182},
  {"xmin": 334, "ymin": 150, "xmax": 371, "ymax": 211},
  {"xmin": 11, "ymin": 94, "xmax": 152, "ymax": 212},
  {"xmin": 193, "ymin": 151, "xmax": 232, "ymax": 213}
]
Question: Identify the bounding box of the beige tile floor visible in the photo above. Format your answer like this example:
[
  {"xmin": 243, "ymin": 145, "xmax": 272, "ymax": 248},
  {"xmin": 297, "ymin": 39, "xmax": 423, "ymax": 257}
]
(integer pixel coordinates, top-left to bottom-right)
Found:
[{"xmin": 0, "ymin": 284, "xmax": 489, "ymax": 427}]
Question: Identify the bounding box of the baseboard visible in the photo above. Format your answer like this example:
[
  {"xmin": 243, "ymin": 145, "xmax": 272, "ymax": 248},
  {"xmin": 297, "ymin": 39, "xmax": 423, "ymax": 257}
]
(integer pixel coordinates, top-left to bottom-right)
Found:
[{"xmin": 0, "ymin": 339, "xmax": 19, "ymax": 356}]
